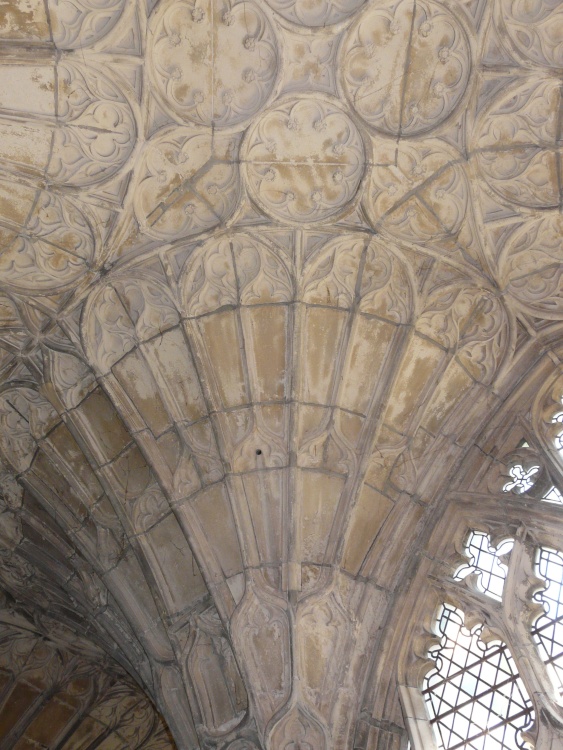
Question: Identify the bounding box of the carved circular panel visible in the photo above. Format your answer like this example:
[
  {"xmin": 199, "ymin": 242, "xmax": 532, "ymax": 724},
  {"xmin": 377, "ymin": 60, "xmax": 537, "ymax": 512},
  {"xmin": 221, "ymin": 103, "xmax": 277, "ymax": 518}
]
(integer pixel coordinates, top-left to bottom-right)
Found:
[
  {"xmin": 0, "ymin": 184, "xmax": 96, "ymax": 294},
  {"xmin": 341, "ymin": 0, "xmax": 471, "ymax": 137},
  {"xmin": 500, "ymin": 0, "xmax": 563, "ymax": 68},
  {"xmin": 263, "ymin": 0, "xmax": 365, "ymax": 27},
  {"xmin": 48, "ymin": 0, "xmax": 127, "ymax": 50},
  {"xmin": 134, "ymin": 128, "xmax": 240, "ymax": 241},
  {"xmin": 500, "ymin": 213, "xmax": 563, "ymax": 319},
  {"xmin": 148, "ymin": 0, "xmax": 279, "ymax": 128},
  {"xmin": 50, "ymin": 61, "xmax": 137, "ymax": 188},
  {"xmin": 475, "ymin": 78, "xmax": 562, "ymax": 210},
  {"xmin": 242, "ymin": 96, "xmax": 366, "ymax": 224}
]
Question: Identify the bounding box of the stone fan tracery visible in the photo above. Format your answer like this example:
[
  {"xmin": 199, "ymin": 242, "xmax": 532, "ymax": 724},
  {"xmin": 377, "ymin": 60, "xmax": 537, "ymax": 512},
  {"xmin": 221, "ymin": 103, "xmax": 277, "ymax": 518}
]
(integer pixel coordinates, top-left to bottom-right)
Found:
[{"xmin": 0, "ymin": 0, "xmax": 562, "ymax": 748}]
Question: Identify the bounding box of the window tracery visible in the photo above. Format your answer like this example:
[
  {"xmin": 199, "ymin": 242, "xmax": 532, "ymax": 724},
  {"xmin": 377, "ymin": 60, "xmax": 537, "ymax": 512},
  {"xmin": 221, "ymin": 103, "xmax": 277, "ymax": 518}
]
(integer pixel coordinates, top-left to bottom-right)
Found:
[
  {"xmin": 416, "ymin": 531, "xmax": 563, "ymax": 749},
  {"xmin": 503, "ymin": 466, "xmax": 540, "ymax": 495},
  {"xmin": 423, "ymin": 603, "xmax": 535, "ymax": 750},
  {"xmin": 532, "ymin": 547, "xmax": 563, "ymax": 700},
  {"xmin": 454, "ymin": 532, "xmax": 513, "ymax": 602},
  {"xmin": 402, "ymin": 384, "xmax": 563, "ymax": 750}
]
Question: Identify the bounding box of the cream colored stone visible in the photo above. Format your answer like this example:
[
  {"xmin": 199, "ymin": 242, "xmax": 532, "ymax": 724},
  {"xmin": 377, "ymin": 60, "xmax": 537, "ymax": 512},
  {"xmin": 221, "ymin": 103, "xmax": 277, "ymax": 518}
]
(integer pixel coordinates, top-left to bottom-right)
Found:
[
  {"xmin": 298, "ymin": 469, "xmax": 344, "ymax": 563},
  {"xmin": 0, "ymin": 2, "xmax": 560, "ymax": 748},
  {"xmin": 342, "ymin": 484, "xmax": 393, "ymax": 575}
]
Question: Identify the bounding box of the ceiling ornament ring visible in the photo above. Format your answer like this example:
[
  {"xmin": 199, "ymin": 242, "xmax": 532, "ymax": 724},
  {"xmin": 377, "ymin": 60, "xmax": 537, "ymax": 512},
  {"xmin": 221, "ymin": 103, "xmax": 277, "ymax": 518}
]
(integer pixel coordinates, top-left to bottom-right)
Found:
[
  {"xmin": 242, "ymin": 95, "xmax": 367, "ymax": 225},
  {"xmin": 147, "ymin": 0, "xmax": 280, "ymax": 129},
  {"xmin": 340, "ymin": 0, "xmax": 472, "ymax": 138}
]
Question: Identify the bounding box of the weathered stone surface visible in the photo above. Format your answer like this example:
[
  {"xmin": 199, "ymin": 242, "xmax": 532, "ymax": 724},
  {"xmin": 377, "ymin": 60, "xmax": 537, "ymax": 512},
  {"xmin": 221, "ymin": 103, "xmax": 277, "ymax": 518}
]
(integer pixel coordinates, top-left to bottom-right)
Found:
[{"xmin": 0, "ymin": 0, "xmax": 562, "ymax": 748}]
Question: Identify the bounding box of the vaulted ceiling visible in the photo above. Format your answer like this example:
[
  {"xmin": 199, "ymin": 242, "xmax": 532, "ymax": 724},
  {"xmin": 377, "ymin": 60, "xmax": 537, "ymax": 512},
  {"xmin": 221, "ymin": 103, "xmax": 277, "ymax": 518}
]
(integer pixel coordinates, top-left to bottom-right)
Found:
[{"xmin": 0, "ymin": 0, "xmax": 562, "ymax": 748}]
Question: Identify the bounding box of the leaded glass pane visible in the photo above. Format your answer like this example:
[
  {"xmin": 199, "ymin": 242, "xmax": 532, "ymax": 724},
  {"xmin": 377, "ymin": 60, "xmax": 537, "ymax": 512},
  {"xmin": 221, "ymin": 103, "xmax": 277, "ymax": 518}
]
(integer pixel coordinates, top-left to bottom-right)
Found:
[
  {"xmin": 423, "ymin": 604, "xmax": 535, "ymax": 750},
  {"xmin": 532, "ymin": 547, "xmax": 563, "ymax": 700},
  {"xmin": 455, "ymin": 532, "xmax": 513, "ymax": 602}
]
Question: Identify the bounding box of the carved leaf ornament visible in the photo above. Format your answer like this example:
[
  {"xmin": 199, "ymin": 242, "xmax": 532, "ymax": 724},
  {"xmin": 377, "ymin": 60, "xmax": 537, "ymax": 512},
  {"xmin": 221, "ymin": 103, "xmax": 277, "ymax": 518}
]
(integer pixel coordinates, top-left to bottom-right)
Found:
[{"xmin": 0, "ymin": 0, "xmax": 562, "ymax": 748}]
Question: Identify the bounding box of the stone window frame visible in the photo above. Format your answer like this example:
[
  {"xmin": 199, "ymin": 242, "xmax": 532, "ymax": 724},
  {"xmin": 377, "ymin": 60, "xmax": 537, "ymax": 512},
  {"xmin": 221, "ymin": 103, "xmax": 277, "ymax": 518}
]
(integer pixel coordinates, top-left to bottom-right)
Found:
[
  {"xmin": 400, "ymin": 519, "xmax": 563, "ymax": 750},
  {"xmin": 398, "ymin": 454, "xmax": 563, "ymax": 748},
  {"xmin": 398, "ymin": 378, "xmax": 563, "ymax": 750}
]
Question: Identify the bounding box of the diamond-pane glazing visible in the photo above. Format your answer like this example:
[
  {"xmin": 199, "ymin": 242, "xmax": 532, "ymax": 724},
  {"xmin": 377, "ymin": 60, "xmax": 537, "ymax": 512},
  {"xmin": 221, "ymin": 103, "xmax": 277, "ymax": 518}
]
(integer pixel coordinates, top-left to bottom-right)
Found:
[
  {"xmin": 423, "ymin": 604, "xmax": 535, "ymax": 750},
  {"xmin": 532, "ymin": 547, "xmax": 563, "ymax": 699},
  {"xmin": 455, "ymin": 532, "xmax": 513, "ymax": 602}
]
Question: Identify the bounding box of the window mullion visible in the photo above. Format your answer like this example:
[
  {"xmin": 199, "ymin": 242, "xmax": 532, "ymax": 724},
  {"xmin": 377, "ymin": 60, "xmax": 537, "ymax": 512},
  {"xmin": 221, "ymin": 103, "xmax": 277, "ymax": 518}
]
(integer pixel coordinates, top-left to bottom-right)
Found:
[{"xmin": 503, "ymin": 535, "xmax": 563, "ymax": 744}]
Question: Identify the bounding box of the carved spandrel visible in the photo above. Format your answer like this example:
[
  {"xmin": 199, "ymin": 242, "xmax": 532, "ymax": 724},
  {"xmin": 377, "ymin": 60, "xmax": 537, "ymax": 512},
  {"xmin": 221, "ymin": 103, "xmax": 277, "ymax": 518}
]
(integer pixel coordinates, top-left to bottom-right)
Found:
[
  {"xmin": 0, "ymin": 184, "xmax": 97, "ymax": 295},
  {"xmin": 363, "ymin": 138, "xmax": 468, "ymax": 245},
  {"xmin": 135, "ymin": 128, "xmax": 240, "ymax": 241}
]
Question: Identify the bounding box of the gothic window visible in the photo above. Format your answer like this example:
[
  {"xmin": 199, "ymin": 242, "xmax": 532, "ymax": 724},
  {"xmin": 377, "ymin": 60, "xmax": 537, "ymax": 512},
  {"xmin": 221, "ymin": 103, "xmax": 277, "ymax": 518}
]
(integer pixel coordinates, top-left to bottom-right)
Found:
[
  {"xmin": 423, "ymin": 603, "xmax": 535, "ymax": 750},
  {"xmin": 454, "ymin": 532, "xmax": 513, "ymax": 602},
  {"xmin": 416, "ymin": 529, "xmax": 563, "ymax": 750},
  {"xmin": 503, "ymin": 466, "xmax": 539, "ymax": 495},
  {"xmin": 551, "ymin": 411, "xmax": 563, "ymax": 455},
  {"xmin": 531, "ymin": 547, "xmax": 563, "ymax": 698}
]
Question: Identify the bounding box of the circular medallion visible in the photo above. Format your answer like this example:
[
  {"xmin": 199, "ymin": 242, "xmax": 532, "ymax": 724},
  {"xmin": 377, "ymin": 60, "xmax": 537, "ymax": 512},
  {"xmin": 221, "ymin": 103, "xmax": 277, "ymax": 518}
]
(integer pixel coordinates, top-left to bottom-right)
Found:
[
  {"xmin": 341, "ymin": 0, "xmax": 471, "ymax": 137},
  {"xmin": 263, "ymin": 0, "xmax": 365, "ymax": 27},
  {"xmin": 500, "ymin": 0, "xmax": 563, "ymax": 68},
  {"xmin": 148, "ymin": 0, "xmax": 279, "ymax": 128},
  {"xmin": 242, "ymin": 96, "xmax": 366, "ymax": 224}
]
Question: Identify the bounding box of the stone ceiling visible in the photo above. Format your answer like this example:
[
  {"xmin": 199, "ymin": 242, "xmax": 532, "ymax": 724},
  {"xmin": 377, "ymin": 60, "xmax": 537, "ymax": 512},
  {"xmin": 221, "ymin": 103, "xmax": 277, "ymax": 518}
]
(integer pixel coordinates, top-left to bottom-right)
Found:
[{"xmin": 0, "ymin": 0, "xmax": 562, "ymax": 748}]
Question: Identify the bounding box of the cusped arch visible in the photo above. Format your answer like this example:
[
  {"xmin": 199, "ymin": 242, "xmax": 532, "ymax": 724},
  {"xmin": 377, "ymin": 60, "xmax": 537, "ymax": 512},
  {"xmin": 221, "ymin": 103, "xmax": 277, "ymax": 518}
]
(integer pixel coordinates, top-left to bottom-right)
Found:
[
  {"xmin": 181, "ymin": 231, "xmax": 294, "ymax": 317},
  {"xmin": 82, "ymin": 273, "xmax": 180, "ymax": 376}
]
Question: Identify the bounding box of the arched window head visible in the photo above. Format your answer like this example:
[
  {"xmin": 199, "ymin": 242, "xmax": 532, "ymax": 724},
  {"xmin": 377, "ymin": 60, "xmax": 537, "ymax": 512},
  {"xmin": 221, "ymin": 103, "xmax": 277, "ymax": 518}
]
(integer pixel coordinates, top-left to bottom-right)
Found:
[
  {"xmin": 455, "ymin": 532, "xmax": 513, "ymax": 602},
  {"xmin": 423, "ymin": 604, "xmax": 535, "ymax": 750}
]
